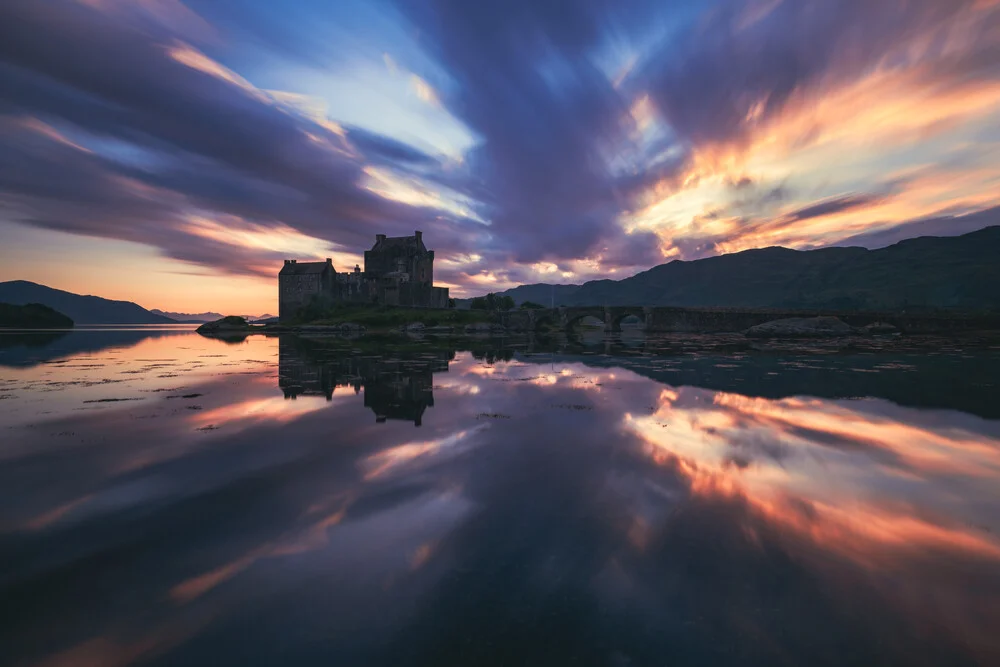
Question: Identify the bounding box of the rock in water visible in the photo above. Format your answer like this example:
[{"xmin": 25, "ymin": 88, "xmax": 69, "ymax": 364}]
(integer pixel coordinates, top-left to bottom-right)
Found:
[
  {"xmin": 196, "ymin": 316, "xmax": 250, "ymax": 335},
  {"xmin": 745, "ymin": 316, "xmax": 855, "ymax": 338},
  {"xmin": 863, "ymin": 321, "xmax": 899, "ymax": 334},
  {"xmin": 339, "ymin": 322, "xmax": 365, "ymax": 334}
]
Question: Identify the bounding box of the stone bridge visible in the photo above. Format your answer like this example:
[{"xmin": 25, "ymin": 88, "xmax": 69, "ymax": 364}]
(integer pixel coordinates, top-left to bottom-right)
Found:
[
  {"xmin": 502, "ymin": 306, "xmax": 646, "ymax": 333},
  {"xmin": 501, "ymin": 306, "xmax": 1000, "ymax": 334}
]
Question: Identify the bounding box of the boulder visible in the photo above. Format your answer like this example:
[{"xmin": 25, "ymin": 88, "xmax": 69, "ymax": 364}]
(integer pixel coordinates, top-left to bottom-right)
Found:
[
  {"xmin": 862, "ymin": 321, "xmax": 899, "ymax": 334},
  {"xmin": 745, "ymin": 316, "xmax": 855, "ymax": 338}
]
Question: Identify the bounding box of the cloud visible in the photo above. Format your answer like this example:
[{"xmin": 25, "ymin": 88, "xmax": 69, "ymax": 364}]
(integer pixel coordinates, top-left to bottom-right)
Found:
[
  {"xmin": 641, "ymin": 0, "xmax": 1000, "ymax": 151},
  {"xmin": 345, "ymin": 126, "xmax": 441, "ymax": 167},
  {"xmin": 0, "ymin": 0, "xmax": 477, "ymax": 275},
  {"xmin": 2, "ymin": 0, "xmax": 999, "ymax": 297},
  {"xmin": 784, "ymin": 193, "xmax": 891, "ymax": 223},
  {"xmin": 392, "ymin": 0, "xmax": 663, "ymax": 266}
]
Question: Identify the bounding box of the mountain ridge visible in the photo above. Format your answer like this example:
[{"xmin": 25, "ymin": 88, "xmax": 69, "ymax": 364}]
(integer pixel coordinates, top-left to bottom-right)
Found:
[
  {"xmin": 466, "ymin": 226, "xmax": 1000, "ymax": 311},
  {"xmin": 0, "ymin": 281, "xmax": 177, "ymax": 324},
  {"xmin": 151, "ymin": 309, "xmax": 224, "ymax": 323}
]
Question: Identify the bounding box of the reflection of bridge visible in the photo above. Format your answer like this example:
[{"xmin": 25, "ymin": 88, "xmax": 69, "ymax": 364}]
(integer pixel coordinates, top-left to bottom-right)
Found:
[
  {"xmin": 278, "ymin": 338, "xmax": 452, "ymax": 426},
  {"xmin": 502, "ymin": 306, "xmax": 1000, "ymax": 334},
  {"xmin": 502, "ymin": 306, "xmax": 800, "ymax": 333}
]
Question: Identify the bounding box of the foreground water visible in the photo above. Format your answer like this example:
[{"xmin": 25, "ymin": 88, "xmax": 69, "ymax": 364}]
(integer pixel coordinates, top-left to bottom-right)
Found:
[{"xmin": 1, "ymin": 328, "xmax": 999, "ymax": 666}]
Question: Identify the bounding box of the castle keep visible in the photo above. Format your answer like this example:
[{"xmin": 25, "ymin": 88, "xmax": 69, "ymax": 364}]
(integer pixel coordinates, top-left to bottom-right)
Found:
[{"xmin": 278, "ymin": 231, "xmax": 449, "ymax": 321}]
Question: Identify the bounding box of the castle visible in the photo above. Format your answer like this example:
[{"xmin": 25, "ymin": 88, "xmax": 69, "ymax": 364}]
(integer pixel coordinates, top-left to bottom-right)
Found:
[{"xmin": 278, "ymin": 231, "xmax": 449, "ymax": 321}]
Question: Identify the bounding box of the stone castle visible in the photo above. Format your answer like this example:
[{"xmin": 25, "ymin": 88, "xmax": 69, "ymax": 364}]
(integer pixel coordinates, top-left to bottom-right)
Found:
[{"xmin": 278, "ymin": 231, "xmax": 449, "ymax": 321}]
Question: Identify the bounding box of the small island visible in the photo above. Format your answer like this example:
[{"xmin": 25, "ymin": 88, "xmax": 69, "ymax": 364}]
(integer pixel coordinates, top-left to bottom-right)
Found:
[{"xmin": 0, "ymin": 302, "xmax": 74, "ymax": 329}]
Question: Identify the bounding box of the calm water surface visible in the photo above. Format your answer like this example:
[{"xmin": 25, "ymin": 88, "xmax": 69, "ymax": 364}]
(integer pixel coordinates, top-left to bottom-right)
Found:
[{"xmin": 1, "ymin": 328, "xmax": 999, "ymax": 666}]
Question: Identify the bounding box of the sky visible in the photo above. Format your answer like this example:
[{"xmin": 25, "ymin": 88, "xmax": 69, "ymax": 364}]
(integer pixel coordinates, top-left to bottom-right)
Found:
[{"xmin": 1, "ymin": 0, "xmax": 999, "ymax": 314}]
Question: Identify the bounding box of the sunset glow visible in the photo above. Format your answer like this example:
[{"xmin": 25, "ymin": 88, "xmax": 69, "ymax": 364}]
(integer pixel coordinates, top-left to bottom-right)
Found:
[{"xmin": 1, "ymin": 0, "xmax": 998, "ymax": 311}]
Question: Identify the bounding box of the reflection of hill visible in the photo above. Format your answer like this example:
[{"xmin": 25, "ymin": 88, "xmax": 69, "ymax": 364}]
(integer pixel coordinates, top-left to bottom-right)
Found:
[
  {"xmin": 278, "ymin": 337, "xmax": 453, "ymax": 426},
  {"xmin": 556, "ymin": 345, "xmax": 1000, "ymax": 420},
  {"xmin": 0, "ymin": 328, "xmax": 190, "ymax": 367}
]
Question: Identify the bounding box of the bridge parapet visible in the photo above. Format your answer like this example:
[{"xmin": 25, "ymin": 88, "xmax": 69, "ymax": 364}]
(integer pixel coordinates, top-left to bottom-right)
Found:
[{"xmin": 503, "ymin": 306, "xmax": 647, "ymax": 332}]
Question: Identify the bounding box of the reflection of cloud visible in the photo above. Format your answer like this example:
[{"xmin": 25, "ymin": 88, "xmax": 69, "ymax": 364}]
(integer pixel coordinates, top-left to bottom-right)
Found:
[
  {"xmin": 17, "ymin": 494, "xmax": 94, "ymax": 531},
  {"xmin": 362, "ymin": 426, "xmax": 488, "ymax": 480},
  {"xmin": 755, "ymin": 495, "xmax": 1000, "ymax": 567},
  {"xmin": 170, "ymin": 548, "xmax": 269, "ymax": 604},
  {"xmin": 8, "ymin": 343, "xmax": 1000, "ymax": 665},
  {"xmin": 192, "ymin": 393, "xmax": 337, "ymax": 431},
  {"xmin": 626, "ymin": 385, "xmax": 1000, "ymax": 567},
  {"xmin": 170, "ymin": 504, "xmax": 351, "ymax": 604}
]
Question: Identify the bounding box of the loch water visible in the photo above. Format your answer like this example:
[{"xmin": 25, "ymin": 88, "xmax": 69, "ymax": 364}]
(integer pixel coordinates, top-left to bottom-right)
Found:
[{"xmin": 1, "ymin": 327, "xmax": 999, "ymax": 666}]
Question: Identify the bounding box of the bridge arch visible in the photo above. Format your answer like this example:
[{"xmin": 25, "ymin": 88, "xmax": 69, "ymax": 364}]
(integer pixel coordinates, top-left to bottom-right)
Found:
[
  {"xmin": 531, "ymin": 310, "xmax": 562, "ymax": 332},
  {"xmin": 607, "ymin": 308, "xmax": 646, "ymax": 332},
  {"xmin": 564, "ymin": 308, "xmax": 608, "ymax": 331}
]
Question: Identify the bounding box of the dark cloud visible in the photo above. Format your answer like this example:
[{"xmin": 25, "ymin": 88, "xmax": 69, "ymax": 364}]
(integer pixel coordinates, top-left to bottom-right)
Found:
[
  {"xmin": 344, "ymin": 126, "xmax": 441, "ymax": 167},
  {"xmin": 393, "ymin": 0, "xmax": 663, "ymax": 265},
  {"xmin": 784, "ymin": 193, "xmax": 889, "ymax": 223}
]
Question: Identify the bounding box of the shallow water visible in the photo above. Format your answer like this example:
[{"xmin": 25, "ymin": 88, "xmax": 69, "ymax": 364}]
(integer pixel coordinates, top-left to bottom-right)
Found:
[{"xmin": 1, "ymin": 328, "xmax": 999, "ymax": 666}]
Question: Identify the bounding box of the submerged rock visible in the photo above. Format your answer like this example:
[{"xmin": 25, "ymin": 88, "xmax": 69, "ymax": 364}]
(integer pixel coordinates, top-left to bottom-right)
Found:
[{"xmin": 745, "ymin": 316, "xmax": 855, "ymax": 338}]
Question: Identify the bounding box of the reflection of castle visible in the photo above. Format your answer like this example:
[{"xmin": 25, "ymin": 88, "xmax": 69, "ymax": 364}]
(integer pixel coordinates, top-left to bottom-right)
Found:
[{"xmin": 278, "ymin": 337, "xmax": 452, "ymax": 426}]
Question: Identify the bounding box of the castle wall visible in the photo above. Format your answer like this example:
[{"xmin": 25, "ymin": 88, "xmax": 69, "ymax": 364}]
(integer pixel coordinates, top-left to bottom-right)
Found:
[
  {"xmin": 414, "ymin": 253, "xmax": 434, "ymax": 286},
  {"xmin": 279, "ymin": 273, "xmax": 323, "ymax": 321}
]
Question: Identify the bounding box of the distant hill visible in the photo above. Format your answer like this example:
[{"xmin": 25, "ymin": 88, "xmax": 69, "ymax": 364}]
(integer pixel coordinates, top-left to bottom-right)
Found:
[
  {"xmin": 151, "ymin": 310, "xmax": 276, "ymax": 323},
  {"xmin": 0, "ymin": 281, "xmax": 177, "ymax": 324},
  {"xmin": 151, "ymin": 309, "xmax": 224, "ymax": 323},
  {"xmin": 468, "ymin": 226, "xmax": 1000, "ymax": 311},
  {"xmin": 0, "ymin": 302, "xmax": 74, "ymax": 329}
]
